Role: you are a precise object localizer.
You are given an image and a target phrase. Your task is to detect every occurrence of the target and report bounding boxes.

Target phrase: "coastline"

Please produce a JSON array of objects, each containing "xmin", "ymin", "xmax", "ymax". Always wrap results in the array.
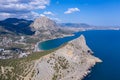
[
  {"xmin": 34, "ymin": 29, "xmax": 120, "ymax": 52},
  {"xmin": 32, "ymin": 34, "xmax": 102, "ymax": 80},
  {"xmin": 81, "ymin": 58, "xmax": 102, "ymax": 80},
  {"xmin": 34, "ymin": 34, "xmax": 74, "ymax": 52}
]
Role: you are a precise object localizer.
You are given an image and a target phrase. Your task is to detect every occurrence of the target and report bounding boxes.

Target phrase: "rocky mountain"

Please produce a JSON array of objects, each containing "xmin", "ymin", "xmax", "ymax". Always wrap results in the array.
[
  {"xmin": 31, "ymin": 16, "xmax": 58, "ymax": 31},
  {"xmin": 0, "ymin": 18, "xmax": 34, "ymax": 35},
  {"xmin": 30, "ymin": 17, "xmax": 72, "ymax": 40}
]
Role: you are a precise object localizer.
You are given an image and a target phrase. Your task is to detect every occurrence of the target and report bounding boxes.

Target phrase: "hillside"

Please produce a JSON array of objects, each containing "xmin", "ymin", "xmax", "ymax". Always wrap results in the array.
[{"xmin": 0, "ymin": 18, "xmax": 34, "ymax": 35}]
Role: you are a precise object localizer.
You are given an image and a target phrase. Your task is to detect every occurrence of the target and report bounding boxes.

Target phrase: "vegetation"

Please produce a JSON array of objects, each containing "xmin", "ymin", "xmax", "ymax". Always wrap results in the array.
[
  {"xmin": 25, "ymin": 37, "xmax": 39, "ymax": 44},
  {"xmin": 0, "ymin": 43, "xmax": 67, "ymax": 80},
  {"xmin": 52, "ymin": 56, "xmax": 69, "ymax": 80}
]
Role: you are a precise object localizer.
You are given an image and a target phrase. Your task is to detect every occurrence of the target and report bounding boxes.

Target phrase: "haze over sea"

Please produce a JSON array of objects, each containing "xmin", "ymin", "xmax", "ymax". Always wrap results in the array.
[{"xmin": 39, "ymin": 30, "xmax": 120, "ymax": 80}]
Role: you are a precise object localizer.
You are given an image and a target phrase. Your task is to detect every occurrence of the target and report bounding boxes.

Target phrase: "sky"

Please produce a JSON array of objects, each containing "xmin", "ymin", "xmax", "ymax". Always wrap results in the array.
[{"xmin": 0, "ymin": 0, "xmax": 120, "ymax": 26}]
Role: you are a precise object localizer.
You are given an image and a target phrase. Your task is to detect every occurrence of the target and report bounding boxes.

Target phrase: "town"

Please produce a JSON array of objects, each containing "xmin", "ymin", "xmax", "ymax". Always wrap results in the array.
[{"xmin": 0, "ymin": 35, "xmax": 39, "ymax": 59}]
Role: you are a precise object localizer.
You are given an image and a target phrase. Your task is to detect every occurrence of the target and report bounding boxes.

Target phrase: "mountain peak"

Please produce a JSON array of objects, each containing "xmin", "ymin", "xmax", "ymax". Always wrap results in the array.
[
  {"xmin": 35, "ymin": 16, "xmax": 50, "ymax": 22},
  {"xmin": 31, "ymin": 16, "xmax": 58, "ymax": 31}
]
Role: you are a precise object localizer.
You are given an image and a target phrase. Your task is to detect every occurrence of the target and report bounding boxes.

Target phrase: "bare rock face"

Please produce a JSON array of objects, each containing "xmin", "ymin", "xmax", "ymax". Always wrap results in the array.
[
  {"xmin": 29, "ymin": 35, "xmax": 102, "ymax": 80},
  {"xmin": 31, "ymin": 16, "xmax": 58, "ymax": 31}
]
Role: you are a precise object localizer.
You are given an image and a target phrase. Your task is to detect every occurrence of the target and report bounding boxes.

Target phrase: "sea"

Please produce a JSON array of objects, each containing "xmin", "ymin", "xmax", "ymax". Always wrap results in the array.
[{"xmin": 38, "ymin": 30, "xmax": 120, "ymax": 80}]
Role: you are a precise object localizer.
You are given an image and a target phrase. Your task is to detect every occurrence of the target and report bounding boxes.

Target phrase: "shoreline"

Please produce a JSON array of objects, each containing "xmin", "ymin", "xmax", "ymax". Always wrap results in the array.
[
  {"xmin": 34, "ymin": 29, "xmax": 120, "ymax": 52},
  {"xmin": 81, "ymin": 60, "xmax": 102, "ymax": 80},
  {"xmin": 34, "ymin": 34, "xmax": 74, "ymax": 52}
]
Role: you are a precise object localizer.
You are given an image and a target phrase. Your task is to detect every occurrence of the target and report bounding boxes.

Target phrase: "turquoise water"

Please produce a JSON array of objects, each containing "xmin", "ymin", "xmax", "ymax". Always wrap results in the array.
[
  {"xmin": 38, "ymin": 32, "xmax": 82, "ymax": 50},
  {"xmin": 39, "ymin": 30, "xmax": 120, "ymax": 80}
]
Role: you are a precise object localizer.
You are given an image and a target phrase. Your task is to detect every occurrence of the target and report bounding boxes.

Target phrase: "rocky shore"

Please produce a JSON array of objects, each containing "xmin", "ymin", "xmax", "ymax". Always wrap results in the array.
[{"xmin": 29, "ymin": 35, "xmax": 102, "ymax": 80}]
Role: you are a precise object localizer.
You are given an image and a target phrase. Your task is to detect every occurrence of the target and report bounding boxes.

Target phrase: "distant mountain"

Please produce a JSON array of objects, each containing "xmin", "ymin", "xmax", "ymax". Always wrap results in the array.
[
  {"xmin": 59, "ymin": 23, "xmax": 91, "ymax": 28},
  {"xmin": 0, "ymin": 18, "xmax": 34, "ymax": 35},
  {"xmin": 0, "ymin": 17, "xmax": 94, "ymax": 36}
]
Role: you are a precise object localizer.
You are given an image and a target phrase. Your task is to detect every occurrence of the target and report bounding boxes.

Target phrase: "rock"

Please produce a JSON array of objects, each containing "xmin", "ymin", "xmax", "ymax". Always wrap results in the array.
[
  {"xmin": 29, "ymin": 35, "xmax": 102, "ymax": 80},
  {"xmin": 30, "ymin": 16, "xmax": 58, "ymax": 32}
]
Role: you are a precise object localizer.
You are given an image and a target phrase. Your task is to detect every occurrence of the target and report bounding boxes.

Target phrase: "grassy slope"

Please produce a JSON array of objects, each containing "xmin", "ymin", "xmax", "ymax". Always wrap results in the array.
[{"xmin": 0, "ymin": 43, "xmax": 67, "ymax": 80}]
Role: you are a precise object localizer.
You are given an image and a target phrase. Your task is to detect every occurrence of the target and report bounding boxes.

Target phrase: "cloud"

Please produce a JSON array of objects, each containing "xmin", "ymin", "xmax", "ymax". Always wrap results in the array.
[
  {"xmin": 64, "ymin": 8, "xmax": 80, "ymax": 14},
  {"xmin": 43, "ymin": 11, "xmax": 54, "ymax": 15},
  {"xmin": 0, "ymin": 11, "xmax": 41, "ymax": 20},
  {"xmin": 0, "ymin": 0, "xmax": 50, "ymax": 20},
  {"xmin": 50, "ymin": 17, "xmax": 61, "ymax": 22},
  {"xmin": 40, "ymin": 14, "xmax": 46, "ymax": 17},
  {"xmin": 0, "ymin": 12, "xmax": 14, "ymax": 20}
]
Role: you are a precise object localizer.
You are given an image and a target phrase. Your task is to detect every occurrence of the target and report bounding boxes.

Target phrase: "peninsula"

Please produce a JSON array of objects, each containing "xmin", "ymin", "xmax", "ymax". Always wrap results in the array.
[{"xmin": 30, "ymin": 35, "xmax": 102, "ymax": 80}]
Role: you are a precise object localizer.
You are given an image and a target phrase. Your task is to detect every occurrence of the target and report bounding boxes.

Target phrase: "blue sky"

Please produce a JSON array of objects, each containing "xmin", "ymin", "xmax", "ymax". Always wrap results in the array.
[{"xmin": 0, "ymin": 0, "xmax": 120, "ymax": 26}]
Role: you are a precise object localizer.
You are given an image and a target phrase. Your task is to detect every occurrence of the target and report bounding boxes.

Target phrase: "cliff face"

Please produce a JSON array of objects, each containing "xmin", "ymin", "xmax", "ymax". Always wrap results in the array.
[
  {"xmin": 26, "ymin": 35, "xmax": 102, "ymax": 80},
  {"xmin": 31, "ymin": 16, "xmax": 58, "ymax": 31}
]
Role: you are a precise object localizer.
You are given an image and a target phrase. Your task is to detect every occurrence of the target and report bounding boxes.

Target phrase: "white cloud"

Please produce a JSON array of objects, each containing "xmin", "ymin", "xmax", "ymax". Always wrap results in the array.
[
  {"xmin": 43, "ymin": 11, "xmax": 54, "ymax": 15},
  {"xmin": 64, "ymin": 8, "xmax": 80, "ymax": 14},
  {"xmin": 20, "ymin": 11, "xmax": 40, "ymax": 19},
  {"xmin": 0, "ymin": 11, "xmax": 41, "ymax": 20},
  {"xmin": 0, "ymin": 0, "xmax": 50, "ymax": 20},
  {"xmin": 0, "ymin": 0, "xmax": 50, "ymax": 12},
  {"xmin": 40, "ymin": 14, "xmax": 46, "ymax": 17},
  {"xmin": 50, "ymin": 17, "xmax": 61, "ymax": 22},
  {"xmin": 0, "ymin": 12, "xmax": 13, "ymax": 20}
]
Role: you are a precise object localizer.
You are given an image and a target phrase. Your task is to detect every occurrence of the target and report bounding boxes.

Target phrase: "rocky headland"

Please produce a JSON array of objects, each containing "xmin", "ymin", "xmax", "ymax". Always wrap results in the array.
[{"xmin": 25, "ymin": 35, "xmax": 102, "ymax": 80}]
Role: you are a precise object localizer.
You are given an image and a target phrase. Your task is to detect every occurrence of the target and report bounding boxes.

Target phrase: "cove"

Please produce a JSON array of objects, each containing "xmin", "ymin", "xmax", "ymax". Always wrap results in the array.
[
  {"xmin": 38, "ymin": 32, "xmax": 83, "ymax": 50},
  {"xmin": 39, "ymin": 30, "xmax": 120, "ymax": 80}
]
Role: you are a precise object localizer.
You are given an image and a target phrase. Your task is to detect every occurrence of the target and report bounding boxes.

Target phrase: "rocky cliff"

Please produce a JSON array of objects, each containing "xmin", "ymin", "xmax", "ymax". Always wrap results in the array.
[
  {"xmin": 31, "ymin": 16, "xmax": 58, "ymax": 31},
  {"xmin": 30, "ymin": 16, "xmax": 58, "ymax": 36},
  {"xmin": 26, "ymin": 35, "xmax": 102, "ymax": 80}
]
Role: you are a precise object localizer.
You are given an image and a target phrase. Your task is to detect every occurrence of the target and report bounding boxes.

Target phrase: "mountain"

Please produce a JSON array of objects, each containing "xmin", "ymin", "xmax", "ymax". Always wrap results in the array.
[
  {"xmin": 31, "ymin": 16, "xmax": 58, "ymax": 31},
  {"xmin": 59, "ymin": 23, "xmax": 91, "ymax": 28},
  {"xmin": 0, "ymin": 18, "xmax": 34, "ymax": 35},
  {"xmin": 30, "ymin": 17, "xmax": 71, "ymax": 40},
  {"xmin": 0, "ymin": 17, "xmax": 91, "ymax": 36}
]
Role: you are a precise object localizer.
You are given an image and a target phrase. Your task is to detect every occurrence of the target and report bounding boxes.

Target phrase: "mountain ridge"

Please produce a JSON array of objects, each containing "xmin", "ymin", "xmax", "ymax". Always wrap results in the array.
[
  {"xmin": 0, "ymin": 17, "xmax": 94, "ymax": 36},
  {"xmin": 0, "ymin": 18, "xmax": 34, "ymax": 35}
]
